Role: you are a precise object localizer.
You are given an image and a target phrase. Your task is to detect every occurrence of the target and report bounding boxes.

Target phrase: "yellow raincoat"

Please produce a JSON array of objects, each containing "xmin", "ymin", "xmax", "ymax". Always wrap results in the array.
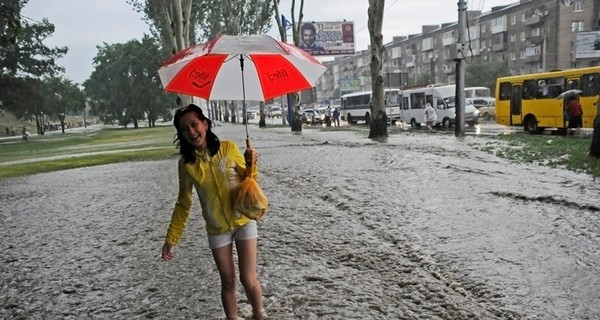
[{"xmin": 165, "ymin": 140, "xmax": 258, "ymax": 246}]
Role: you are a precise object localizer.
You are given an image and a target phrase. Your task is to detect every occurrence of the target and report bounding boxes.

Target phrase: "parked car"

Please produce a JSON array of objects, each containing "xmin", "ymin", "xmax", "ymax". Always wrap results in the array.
[
  {"xmin": 468, "ymin": 98, "xmax": 495, "ymax": 121},
  {"xmin": 267, "ymin": 105, "xmax": 282, "ymax": 118},
  {"xmin": 478, "ymin": 100, "xmax": 496, "ymax": 121},
  {"xmin": 302, "ymin": 109, "xmax": 321, "ymax": 125}
]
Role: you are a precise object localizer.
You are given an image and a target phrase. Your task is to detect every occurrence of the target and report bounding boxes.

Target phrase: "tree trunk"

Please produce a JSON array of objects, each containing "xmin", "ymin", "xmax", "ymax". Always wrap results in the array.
[
  {"xmin": 259, "ymin": 102, "xmax": 266, "ymax": 127},
  {"xmin": 367, "ymin": 0, "xmax": 387, "ymax": 140},
  {"xmin": 273, "ymin": 0, "xmax": 304, "ymax": 132}
]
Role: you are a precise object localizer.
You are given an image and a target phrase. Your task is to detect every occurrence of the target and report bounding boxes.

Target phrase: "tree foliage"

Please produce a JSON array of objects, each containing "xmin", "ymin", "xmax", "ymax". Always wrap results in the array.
[
  {"xmin": 42, "ymin": 77, "xmax": 86, "ymax": 133},
  {"xmin": 0, "ymin": 0, "xmax": 68, "ymax": 124},
  {"xmin": 465, "ymin": 61, "xmax": 511, "ymax": 94},
  {"xmin": 84, "ymin": 36, "xmax": 171, "ymax": 128}
]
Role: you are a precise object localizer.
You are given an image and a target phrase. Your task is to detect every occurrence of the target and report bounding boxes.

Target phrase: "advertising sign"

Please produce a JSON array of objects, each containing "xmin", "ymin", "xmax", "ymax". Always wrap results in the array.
[
  {"xmin": 299, "ymin": 21, "xmax": 355, "ymax": 56},
  {"xmin": 575, "ymin": 31, "xmax": 600, "ymax": 59},
  {"xmin": 339, "ymin": 79, "xmax": 361, "ymax": 92}
]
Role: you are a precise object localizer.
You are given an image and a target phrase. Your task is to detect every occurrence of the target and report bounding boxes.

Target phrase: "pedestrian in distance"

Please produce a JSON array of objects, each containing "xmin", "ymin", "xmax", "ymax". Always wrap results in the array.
[
  {"xmin": 324, "ymin": 105, "xmax": 332, "ymax": 127},
  {"xmin": 424, "ymin": 103, "xmax": 437, "ymax": 131},
  {"xmin": 566, "ymin": 95, "xmax": 583, "ymax": 137},
  {"xmin": 21, "ymin": 126, "xmax": 29, "ymax": 141},
  {"xmin": 161, "ymin": 104, "xmax": 265, "ymax": 320},
  {"xmin": 332, "ymin": 107, "xmax": 340, "ymax": 127}
]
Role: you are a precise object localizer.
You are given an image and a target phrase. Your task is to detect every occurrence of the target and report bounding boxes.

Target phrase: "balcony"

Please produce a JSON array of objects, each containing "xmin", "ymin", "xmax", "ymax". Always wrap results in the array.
[
  {"xmin": 524, "ymin": 54, "xmax": 541, "ymax": 63},
  {"xmin": 524, "ymin": 15, "xmax": 543, "ymax": 26},
  {"xmin": 492, "ymin": 42, "xmax": 506, "ymax": 51}
]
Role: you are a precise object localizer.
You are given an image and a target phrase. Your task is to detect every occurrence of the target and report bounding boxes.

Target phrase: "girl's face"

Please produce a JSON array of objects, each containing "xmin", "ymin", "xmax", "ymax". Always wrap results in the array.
[{"xmin": 179, "ymin": 112, "xmax": 209, "ymax": 150}]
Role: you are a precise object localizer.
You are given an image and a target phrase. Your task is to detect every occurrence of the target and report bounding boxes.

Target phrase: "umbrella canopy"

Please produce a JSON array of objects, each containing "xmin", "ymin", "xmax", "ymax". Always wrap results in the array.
[
  {"xmin": 556, "ymin": 89, "xmax": 583, "ymax": 100},
  {"xmin": 158, "ymin": 34, "xmax": 327, "ymax": 101}
]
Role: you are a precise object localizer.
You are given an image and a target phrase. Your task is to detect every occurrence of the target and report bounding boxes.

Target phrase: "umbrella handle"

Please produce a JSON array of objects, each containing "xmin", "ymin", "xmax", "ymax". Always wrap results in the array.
[{"xmin": 245, "ymin": 138, "xmax": 253, "ymax": 176}]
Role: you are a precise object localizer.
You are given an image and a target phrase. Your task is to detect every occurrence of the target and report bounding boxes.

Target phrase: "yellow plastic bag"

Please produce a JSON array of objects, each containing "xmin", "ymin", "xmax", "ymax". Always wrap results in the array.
[{"xmin": 234, "ymin": 140, "xmax": 269, "ymax": 220}]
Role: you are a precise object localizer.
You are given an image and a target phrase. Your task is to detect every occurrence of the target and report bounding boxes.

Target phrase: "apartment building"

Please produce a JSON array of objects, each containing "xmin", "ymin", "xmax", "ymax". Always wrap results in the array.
[{"xmin": 315, "ymin": 0, "xmax": 600, "ymax": 101}]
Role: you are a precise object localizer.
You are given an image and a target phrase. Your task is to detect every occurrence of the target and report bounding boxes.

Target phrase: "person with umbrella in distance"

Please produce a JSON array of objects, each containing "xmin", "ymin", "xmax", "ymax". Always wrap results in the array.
[
  {"xmin": 566, "ymin": 94, "xmax": 583, "ymax": 136},
  {"xmin": 161, "ymin": 104, "xmax": 265, "ymax": 320}
]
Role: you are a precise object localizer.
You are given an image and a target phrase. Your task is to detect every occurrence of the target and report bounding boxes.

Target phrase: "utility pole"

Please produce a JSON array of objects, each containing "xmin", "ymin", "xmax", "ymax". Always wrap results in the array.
[{"xmin": 455, "ymin": 0, "xmax": 467, "ymax": 137}]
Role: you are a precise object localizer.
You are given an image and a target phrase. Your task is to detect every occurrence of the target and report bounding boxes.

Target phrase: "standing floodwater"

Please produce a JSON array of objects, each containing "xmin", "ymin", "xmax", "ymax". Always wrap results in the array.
[{"xmin": 1, "ymin": 123, "xmax": 599, "ymax": 319}]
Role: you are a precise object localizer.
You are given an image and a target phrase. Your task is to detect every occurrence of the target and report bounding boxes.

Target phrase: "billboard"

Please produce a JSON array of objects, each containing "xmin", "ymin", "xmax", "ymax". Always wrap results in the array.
[
  {"xmin": 339, "ymin": 79, "xmax": 361, "ymax": 92},
  {"xmin": 575, "ymin": 31, "xmax": 600, "ymax": 59},
  {"xmin": 299, "ymin": 21, "xmax": 355, "ymax": 56}
]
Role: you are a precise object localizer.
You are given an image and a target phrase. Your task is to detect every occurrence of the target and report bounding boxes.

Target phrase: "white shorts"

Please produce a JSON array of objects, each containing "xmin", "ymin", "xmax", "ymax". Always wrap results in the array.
[{"xmin": 207, "ymin": 220, "xmax": 258, "ymax": 250}]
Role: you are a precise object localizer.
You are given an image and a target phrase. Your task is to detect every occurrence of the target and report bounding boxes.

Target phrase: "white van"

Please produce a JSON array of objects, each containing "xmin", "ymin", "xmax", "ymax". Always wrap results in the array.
[{"xmin": 399, "ymin": 84, "xmax": 479, "ymax": 128}]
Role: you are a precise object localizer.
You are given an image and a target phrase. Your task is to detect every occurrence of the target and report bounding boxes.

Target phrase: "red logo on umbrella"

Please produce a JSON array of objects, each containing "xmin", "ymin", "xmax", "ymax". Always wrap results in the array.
[
  {"xmin": 266, "ymin": 69, "xmax": 289, "ymax": 82},
  {"xmin": 189, "ymin": 68, "xmax": 211, "ymax": 88}
]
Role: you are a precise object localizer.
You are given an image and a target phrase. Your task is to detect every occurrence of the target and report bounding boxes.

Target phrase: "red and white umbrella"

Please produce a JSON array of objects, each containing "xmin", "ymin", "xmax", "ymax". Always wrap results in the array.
[{"xmin": 158, "ymin": 34, "xmax": 327, "ymax": 102}]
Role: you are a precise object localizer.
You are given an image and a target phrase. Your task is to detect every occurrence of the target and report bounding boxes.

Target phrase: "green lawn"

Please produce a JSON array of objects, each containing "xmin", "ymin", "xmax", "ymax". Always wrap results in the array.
[
  {"xmin": 0, "ymin": 125, "xmax": 179, "ymax": 179},
  {"xmin": 470, "ymin": 134, "xmax": 600, "ymax": 178}
]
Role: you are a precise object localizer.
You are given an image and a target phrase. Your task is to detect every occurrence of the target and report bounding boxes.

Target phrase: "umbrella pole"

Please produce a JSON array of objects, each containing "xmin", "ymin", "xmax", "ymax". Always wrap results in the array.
[{"xmin": 239, "ymin": 55, "xmax": 249, "ymax": 140}]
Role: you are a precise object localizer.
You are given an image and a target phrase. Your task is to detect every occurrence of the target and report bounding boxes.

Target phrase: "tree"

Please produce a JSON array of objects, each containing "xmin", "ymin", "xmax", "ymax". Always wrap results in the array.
[
  {"xmin": 416, "ymin": 72, "xmax": 434, "ymax": 86},
  {"xmin": 273, "ymin": 0, "xmax": 303, "ymax": 131},
  {"xmin": 367, "ymin": 0, "xmax": 386, "ymax": 140},
  {"xmin": 43, "ymin": 77, "xmax": 86, "ymax": 133},
  {"xmin": 0, "ymin": 0, "xmax": 68, "ymax": 131},
  {"xmin": 84, "ymin": 36, "xmax": 171, "ymax": 128},
  {"xmin": 465, "ymin": 61, "xmax": 511, "ymax": 94}
]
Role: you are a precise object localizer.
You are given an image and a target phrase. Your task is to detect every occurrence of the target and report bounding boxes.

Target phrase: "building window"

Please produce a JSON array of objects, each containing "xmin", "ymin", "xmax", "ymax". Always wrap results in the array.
[
  {"xmin": 521, "ymin": 12, "xmax": 526, "ymax": 22},
  {"xmin": 520, "ymin": 31, "xmax": 526, "ymax": 41},
  {"xmin": 520, "ymin": 50, "xmax": 526, "ymax": 59},
  {"xmin": 572, "ymin": 21, "xmax": 584, "ymax": 32},
  {"xmin": 510, "ymin": 52, "xmax": 516, "ymax": 60},
  {"xmin": 481, "ymin": 23, "xmax": 486, "ymax": 33},
  {"xmin": 510, "ymin": 34, "xmax": 516, "ymax": 42},
  {"xmin": 532, "ymin": 28, "xmax": 541, "ymax": 37},
  {"xmin": 511, "ymin": 15, "xmax": 516, "ymax": 25},
  {"xmin": 574, "ymin": 1, "xmax": 583, "ymax": 12}
]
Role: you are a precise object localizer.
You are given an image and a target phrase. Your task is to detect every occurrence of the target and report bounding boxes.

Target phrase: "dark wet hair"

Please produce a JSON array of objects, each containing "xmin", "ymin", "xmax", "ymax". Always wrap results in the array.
[{"xmin": 173, "ymin": 104, "xmax": 220, "ymax": 164}]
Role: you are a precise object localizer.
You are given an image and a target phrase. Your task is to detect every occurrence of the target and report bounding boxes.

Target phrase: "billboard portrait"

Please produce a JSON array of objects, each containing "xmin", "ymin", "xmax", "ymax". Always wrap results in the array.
[
  {"xmin": 575, "ymin": 31, "xmax": 600, "ymax": 59},
  {"xmin": 299, "ymin": 21, "xmax": 355, "ymax": 56}
]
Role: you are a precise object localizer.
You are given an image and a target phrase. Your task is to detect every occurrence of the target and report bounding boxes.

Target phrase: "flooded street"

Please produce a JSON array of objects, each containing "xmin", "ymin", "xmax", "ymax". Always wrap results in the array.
[{"xmin": 1, "ymin": 122, "xmax": 599, "ymax": 319}]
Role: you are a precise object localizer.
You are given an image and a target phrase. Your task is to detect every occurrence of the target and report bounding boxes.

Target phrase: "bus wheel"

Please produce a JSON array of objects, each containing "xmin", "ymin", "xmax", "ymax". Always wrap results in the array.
[
  {"xmin": 365, "ymin": 112, "xmax": 371, "ymax": 125},
  {"xmin": 484, "ymin": 113, "xmax": 491, "ymax": 121},
  {"xmin": 442, "ymin": 118, "xmax": 452, "ymax": 129},
  {"xmin": 410, "ymin": 118, "xmax": 417, "ymax": 127},
  {"xmin": 347, "ymin": 113, "xmax": 355, "ymax": 125},
  {"xmin": 524, "ymin": 116, "xmax": 539, "ymax": 134}
]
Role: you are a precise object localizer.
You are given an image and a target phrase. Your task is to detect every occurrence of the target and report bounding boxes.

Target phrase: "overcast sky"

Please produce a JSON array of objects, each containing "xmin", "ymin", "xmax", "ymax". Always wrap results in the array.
[{"xmin": 21, "ymin": 0, "xmax": 512, "ymax": 84}]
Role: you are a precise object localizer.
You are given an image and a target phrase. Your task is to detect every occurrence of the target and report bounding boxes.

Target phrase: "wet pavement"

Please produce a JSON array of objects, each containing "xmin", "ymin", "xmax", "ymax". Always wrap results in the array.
[{"xmin": 1, "ymin": 122, "xmax": 599, "ymax": 319}]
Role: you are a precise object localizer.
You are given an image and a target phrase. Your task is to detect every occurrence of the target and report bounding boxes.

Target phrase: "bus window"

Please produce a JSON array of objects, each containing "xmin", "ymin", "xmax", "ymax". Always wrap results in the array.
[
  {"xmin": 436, "ymin": 98, "xmax": 446, "ymax": 109},
  {"xmin": 566, "ymin": 79, "xmax": 579, "ymax": 90},
  {"xmin": 402, "ymin": 96, "xmax": 409, "ymax": 110},
  {"xmin": 545, "ymin": 77, "xmax": 564, "ymax": 98},
  {"xmin": 426, "ymin": 95, "xmax": 433, "ymax": 107},
  {"xmin": 499, "ymin": 82, "xmax": 511, "ymax": 100},
  {"xmin": 582, "ymin": 73, "xmax": 600, "ymax": 97},
  {"xmin": 410, "ymin": 92, "xmax": 425, "ymax": 109},
  {"xmin": 537, "ymin": 80, "xmax": 549, "ymax": 98},
  {"xmin": 523, "ymin": 80, "xmax": 536, "ymax": 99}
]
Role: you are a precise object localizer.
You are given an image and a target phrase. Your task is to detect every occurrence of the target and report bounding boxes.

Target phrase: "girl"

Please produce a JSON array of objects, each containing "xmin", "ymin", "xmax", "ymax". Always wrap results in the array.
[{"xmin": 161, "ymin": 104, "xmax": 264, "ymax": 319}]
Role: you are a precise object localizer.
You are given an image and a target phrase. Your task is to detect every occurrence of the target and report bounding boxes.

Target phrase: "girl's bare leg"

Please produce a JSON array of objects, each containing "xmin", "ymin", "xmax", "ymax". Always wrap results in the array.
[
  {"xmin": 212, "ymin": 244, "xmax": 238, "ymax": 320},
  {"xmin": 236, "ymin": 238, "xmax": 263, "ymax": 318}
]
